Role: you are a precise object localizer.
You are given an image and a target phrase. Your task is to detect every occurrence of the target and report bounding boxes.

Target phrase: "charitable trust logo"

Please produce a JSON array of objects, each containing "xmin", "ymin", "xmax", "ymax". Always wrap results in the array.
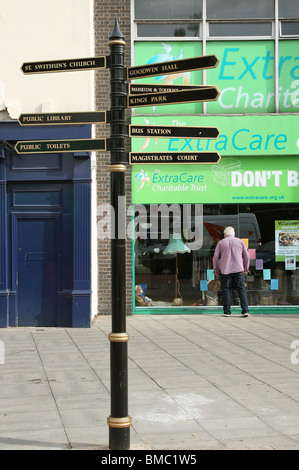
[
  {"xmin": 133, "ymin": 168, "xmax": 209, "ymax": 194},
  {"xmin": 134, "ymin": 169, "xmax": 150, "ymax": 192}
]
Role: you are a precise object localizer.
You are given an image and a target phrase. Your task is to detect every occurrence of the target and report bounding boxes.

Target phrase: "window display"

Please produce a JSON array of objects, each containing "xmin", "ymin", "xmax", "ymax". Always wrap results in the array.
[
  {"xmin": 132, "ymin": 0, "xmax": 299, "ymax": 315},
  {"xmin": 134, "ymin": 203, "xmax": 299, "ymax": 310}
]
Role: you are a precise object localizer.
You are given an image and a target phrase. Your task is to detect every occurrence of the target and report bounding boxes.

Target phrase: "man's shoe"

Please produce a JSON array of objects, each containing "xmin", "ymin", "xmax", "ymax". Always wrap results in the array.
[
  {"xmin": 223, "ymin": 313, "xmax": 231, "ymax": 317},
  {"xmin": 242, "ymin": 312, "xmax": 249, "ymax": 317}
]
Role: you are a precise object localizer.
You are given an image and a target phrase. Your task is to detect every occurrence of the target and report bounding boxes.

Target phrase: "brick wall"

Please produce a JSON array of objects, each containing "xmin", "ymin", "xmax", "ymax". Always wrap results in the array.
[{"xmin": 94, "ymin": 0, "xmax": 132, "ymax": 316}]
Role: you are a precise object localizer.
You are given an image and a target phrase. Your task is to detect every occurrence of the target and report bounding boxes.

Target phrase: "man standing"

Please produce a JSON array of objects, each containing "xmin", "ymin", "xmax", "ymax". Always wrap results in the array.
[{"xmin": 213, "ymin": 226, "xmax": 250, "ymax": 317}]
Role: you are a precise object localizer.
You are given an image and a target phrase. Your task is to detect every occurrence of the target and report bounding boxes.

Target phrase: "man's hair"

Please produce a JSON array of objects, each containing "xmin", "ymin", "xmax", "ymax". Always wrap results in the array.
[{"xmin": 224, "ymin": 226, "xmax": 235, "ymax": 237}]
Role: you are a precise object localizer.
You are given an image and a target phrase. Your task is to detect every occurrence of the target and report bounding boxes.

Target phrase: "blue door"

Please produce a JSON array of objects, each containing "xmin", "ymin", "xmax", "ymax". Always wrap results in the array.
[{"xmin": 17, "ymin": 217, "xmax": 58, "ymax": 326}]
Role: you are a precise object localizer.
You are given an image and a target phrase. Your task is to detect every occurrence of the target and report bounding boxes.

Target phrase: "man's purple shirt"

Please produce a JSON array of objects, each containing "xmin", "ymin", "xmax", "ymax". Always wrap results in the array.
[{"xmin": 213, "ymin": 235, "xmax": 250, "ymax": 275}]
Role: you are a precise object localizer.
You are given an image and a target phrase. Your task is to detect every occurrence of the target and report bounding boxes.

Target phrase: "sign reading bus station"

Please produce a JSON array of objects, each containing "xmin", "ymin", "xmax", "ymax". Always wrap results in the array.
[{"xmin": 130, "ymin": 125, "xmax": 220, "ymax": 139}]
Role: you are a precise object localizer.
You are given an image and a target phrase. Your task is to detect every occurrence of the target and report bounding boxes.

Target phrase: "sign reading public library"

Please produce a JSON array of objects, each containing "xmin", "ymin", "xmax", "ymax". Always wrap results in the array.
[{"xmin": 18, "ymin": 112, "xmax": 107, "ymax": 126}]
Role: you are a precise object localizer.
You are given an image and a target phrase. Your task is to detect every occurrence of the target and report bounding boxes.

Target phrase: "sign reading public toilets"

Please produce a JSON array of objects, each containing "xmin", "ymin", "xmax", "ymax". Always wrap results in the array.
[{"xmin": 15, "ymin": 139, "xmax": 106, "ymax": 154}]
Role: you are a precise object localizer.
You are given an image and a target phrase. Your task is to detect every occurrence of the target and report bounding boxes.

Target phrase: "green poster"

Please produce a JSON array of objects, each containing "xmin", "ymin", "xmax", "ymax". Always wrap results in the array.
[{"xmin": 133, "ymin": 41, "xmax": 203, "ymax": 115}]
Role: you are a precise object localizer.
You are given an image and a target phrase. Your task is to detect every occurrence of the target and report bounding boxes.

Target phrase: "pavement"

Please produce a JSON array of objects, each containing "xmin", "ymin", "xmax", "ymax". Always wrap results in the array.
[{"xmin": 0, "ymin": 313, "xmax": 299, "ymax": 450}]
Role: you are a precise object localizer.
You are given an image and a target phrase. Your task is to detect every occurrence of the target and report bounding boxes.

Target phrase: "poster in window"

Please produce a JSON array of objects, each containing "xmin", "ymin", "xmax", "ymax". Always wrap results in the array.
[{"xmin": 275, "ymin": 220, "xmax": 299, "ymax": 261}]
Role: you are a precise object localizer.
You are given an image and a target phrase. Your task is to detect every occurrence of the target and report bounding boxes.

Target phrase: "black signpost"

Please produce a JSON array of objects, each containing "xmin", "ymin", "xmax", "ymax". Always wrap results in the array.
[
  {"xmin": 107, "ymin": 20, "xmax": 131, "ymax": 452},
  {"xmin": 19, "ymin": 18, "xmax": 221, "ymax": 452}
]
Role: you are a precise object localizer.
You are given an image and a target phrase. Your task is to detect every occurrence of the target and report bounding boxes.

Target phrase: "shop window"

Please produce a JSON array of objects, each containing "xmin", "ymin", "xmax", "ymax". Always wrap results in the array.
[
  {"xmin": 134, "ymin": 203, "xmax": 299, "ymax": 310},
  {"xmin": 135, "ymin": 0, "xmax": 202, "ymax": 20},
  {"xmin": 279, "ymin": 0, "xmax": 299, "ymax": 18},
  {"xmin": 137, "ymin": 23, "xmax": 199, "ymax": 38},
  {"xmin": 281, "ymin": 22, "xmax": 299, "ymax": 36},
  {"xmin": 208, "ymin": 22, "xmax": 273, "ymax": 37},
  {"xmin": 207, "ymin": 0, "xmax": 274, "ymax": 19}
]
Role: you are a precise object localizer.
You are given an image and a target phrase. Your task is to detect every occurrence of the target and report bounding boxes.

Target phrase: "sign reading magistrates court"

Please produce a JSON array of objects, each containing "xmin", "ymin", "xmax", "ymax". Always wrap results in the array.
[{"xmin": 129, "ymin": 152, "xmax": 221, "ymax": 165}]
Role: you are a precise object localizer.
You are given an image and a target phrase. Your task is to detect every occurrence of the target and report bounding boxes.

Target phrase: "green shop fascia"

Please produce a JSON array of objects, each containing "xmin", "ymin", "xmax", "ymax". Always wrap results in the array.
[{"xmin": 131, "ymin": 114, "xmax": 299, "ymax": 315}]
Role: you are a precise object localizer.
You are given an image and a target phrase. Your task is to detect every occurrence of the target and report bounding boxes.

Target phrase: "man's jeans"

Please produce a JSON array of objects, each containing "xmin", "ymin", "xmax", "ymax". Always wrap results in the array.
[{"xmin": 221, "ymin": 272, "xmax": 249, "ymax": 315}]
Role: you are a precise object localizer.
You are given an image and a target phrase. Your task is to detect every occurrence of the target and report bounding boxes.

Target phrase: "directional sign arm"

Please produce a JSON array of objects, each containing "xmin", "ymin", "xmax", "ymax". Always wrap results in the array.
[
  {"xmin": 129, "ymin": 152, "xmax": 221, "ymax": 165},
  {"xmin": 127, "ymin": 54, "xmax": 219, "ymax": 80},
  {"xmin": 128, "ymin": 84, "xmax": 215, "ymax": 94},
  {"xmin": 21, "ymin": 57, "xmax": 107, "ymax": 74},
  {"xmin": 14, "ymin": 139, "xmax": 107, "ymax": 154},
  {"xmin": 128, "ymin": 86, "xmax": 220, "ymax": 108},
  {"xmin": 18, "ymin": 111, "xmax": 107, "ymax": 126},
  {"xmin": 129, "ymin": 125, "xmax": 220, "ymax": 139}
]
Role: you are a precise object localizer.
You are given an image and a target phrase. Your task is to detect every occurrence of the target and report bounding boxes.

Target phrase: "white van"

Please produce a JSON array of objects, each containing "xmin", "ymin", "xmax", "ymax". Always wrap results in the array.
[{"xmin": 202, "ymin": 213, "xmax": 262, "ymax": 251}]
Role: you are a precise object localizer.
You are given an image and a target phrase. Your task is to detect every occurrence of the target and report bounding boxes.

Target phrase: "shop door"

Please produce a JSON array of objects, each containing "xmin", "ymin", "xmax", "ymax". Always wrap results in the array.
[{"xmin": 17, "ymin": 217, "xmax": 58, "ymax": 326}]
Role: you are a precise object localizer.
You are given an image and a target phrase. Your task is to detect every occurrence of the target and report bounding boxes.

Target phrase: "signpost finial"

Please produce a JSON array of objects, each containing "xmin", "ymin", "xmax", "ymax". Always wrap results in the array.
[{"xmin": 109, "ymin": 18, "xmax": 125, "ymax": 43}]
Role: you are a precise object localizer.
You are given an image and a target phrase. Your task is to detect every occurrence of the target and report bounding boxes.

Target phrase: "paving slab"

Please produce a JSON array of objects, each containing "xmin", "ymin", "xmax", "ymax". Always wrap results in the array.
[{"xmin": 0, "ymin": 314, "xmax": 299, "ymax": 450}]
